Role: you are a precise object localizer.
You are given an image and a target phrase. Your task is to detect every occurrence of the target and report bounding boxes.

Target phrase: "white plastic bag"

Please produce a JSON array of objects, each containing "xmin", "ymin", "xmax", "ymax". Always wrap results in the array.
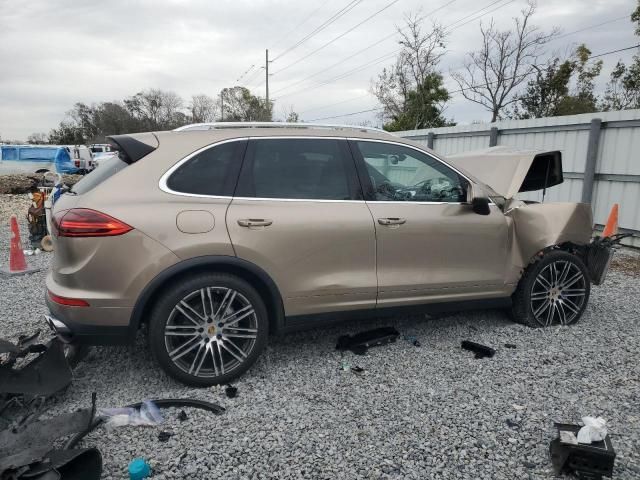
[
  {"xmin": 577, "ymin": 416, "xmax": 607, "ymax": 444},
  {"xmin": 101, "ymin": 400, "xmax": 163, "ymax": 429}
]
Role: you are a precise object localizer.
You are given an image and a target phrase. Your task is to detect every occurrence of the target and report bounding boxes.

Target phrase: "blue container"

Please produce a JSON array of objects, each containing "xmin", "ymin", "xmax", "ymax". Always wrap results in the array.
[{"xmin": 128, "ymin": 458, "xmax": 151, "ymax": 480}]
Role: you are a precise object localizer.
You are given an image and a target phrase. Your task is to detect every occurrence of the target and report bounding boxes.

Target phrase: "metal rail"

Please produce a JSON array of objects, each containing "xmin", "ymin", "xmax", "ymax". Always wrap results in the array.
[{"xmin": 173, "ymin": 122, "xmax": 390, "ymax": 134}]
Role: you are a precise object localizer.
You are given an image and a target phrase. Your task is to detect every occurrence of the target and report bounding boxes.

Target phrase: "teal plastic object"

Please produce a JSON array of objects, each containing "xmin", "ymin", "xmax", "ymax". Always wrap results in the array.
[{"xmin": 128, "ymin": 458, "xmax": 151, "ymax": 480}]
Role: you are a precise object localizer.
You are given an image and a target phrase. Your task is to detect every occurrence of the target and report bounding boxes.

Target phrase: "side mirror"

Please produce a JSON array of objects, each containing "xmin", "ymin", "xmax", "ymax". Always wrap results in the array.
[{"xmin": 467, "ymin": 184, "xmax": 491, "ymax": 216}]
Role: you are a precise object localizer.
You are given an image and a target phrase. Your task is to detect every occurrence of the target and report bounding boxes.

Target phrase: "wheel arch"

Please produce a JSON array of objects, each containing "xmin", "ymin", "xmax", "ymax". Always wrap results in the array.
[{"xmin": 128, "ymin": 255, "xmax": 285, "ymax": 342}]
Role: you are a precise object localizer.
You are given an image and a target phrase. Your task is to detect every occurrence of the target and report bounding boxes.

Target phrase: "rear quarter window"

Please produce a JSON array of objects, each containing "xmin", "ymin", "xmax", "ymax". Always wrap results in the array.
[{"xmin": 165, "ymin": 140, "xmax": 246, "ymax": 196}]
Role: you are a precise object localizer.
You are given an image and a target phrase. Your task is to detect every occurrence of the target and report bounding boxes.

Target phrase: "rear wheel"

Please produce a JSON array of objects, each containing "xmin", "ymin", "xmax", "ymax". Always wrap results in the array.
[
  {"xmin": 148, "ymin": 273, "xmax": 268, "ymax": 386},
  {"xmin": 511, "ymin": 250, "xmax": 590, "ymax": 328}
]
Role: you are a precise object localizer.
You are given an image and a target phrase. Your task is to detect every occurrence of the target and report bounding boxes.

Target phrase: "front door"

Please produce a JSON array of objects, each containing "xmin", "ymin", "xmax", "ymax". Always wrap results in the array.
[
  {"xmin": 350, "ymin": 139, "xmax": 511, "ymax": 308},
  {"xmin": 227, "ymin": 137, "xmax": 377, "ymax": 317}
]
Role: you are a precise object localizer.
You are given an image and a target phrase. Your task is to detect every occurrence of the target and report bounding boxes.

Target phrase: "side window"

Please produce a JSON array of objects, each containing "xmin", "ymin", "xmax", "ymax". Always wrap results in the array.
[
  {"xmin": 166, "ymin": 141, "xmax": 242, "ymax": 196},
  {"xmin": 355, "ymin": 141, "xmax": 467, "ymax": 203},
  {"xmin": 2, "ymin": 147, "xmax": 18, "ymax": 160},
  {"xmin": 237, "ymin": 139, "xmax": 355, "ymax": 200}
]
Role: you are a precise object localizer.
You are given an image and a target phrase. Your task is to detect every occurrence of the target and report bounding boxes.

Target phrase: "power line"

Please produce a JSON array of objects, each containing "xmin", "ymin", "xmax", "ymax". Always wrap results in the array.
[
  {"xmin": 236, "ymin": 64, "xmax": 256, "ymax": 83},
  {"xmin": 444, "ymin": 0, "xmax": 506, "ymax": 30},
  {"xmin": 590, "ymin": 44, "xmax": 640, "ymax": 58},
  {"xmin": 269, "ymin": 1, "xmax": 332, "ymax": 51},
  {"xmin": 270, "ymin": 0, "xmax": 459, "ymax": 96},
  {"xmin": 272, "ymin": 0, "xmax": 403, "ymax": 75},
  {"xmin": 298, "ymin": 93, "xmax": 372, "ymax": 114},
  {"xmin": 272, "ymin": 0, "xmax": 363, "ymax": 62},
  {"xmin": 308, "ymin": 107, "xmax": 382, "ymax": 121},
  {"xmin": 554, "ymin": 15, "xmax": 628, "ymax": 41},
  {"xmin": 307, "ymin": 42, "xmax": 640, "ymax": 122},
  {"xmin": 274, "ymin": 0, "xmax": 515, "ymax": 100}
]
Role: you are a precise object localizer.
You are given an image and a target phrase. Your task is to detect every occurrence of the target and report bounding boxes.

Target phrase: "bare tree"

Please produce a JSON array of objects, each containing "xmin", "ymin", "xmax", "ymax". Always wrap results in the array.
[
  {"xmin": 190, "ymin": 94, "xmax": 218, "ymax": 123},
  {"xmin": 372, "ymin": 13, "xmax": 452, "ymax": 130},
  {"xmin": 27, "ymin": 132, "xmax": 48, "ymax": 144},
  {"xmin": 451, "ymin": 2, "xmax": 558, "ymax": 122},
  {"xmin": 124, "ymin": 89, "xmax": 184, "ymax": 129}
]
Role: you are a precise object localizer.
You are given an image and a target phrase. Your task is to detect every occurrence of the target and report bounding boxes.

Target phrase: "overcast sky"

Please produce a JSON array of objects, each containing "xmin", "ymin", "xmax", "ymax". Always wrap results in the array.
[{"xmin": 0, "ymin": 0, "xmax": 636, "ymax": 140}]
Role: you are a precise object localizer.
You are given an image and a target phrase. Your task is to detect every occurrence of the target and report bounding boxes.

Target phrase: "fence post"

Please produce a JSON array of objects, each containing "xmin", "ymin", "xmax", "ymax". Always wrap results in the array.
[
  {"xmin": 581, "ymin": 118, "xmax": 602, "ymax": 204},
  {"xmin": 427, "ymin": 132, "xmax": 434, "ymax": 149},
  {"xmin": 489, "ymin": 127, "xmax": 499, "ymax": 147}
]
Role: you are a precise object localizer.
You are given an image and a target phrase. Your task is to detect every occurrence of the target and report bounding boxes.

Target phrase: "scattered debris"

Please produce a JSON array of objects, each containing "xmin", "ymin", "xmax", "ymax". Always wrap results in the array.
[
  {"xmin": 506, "ymin": 419, "xmax": 520, "ymax": 429},
  {"xmin": 225, "ymin": 385, "xmax": 238, "ymax": 399},
  {"xmin": 177, "ymin": 410, "xmax": 188, "ymax": 422},
  {"xmin": 157, "ymin": 431, "xmax": 172, "ymax": 443},
  {"xmin": 461, "ymin": 340, "xmax": 496, "ymax": 359},
  {"xmin": 336, "ymin": 327, "xmax": 399, "ymax": 355},
  {"xmin": 513, "ymin": 404, "xmax": 526, "ymax": 411},
  {"xmin": 102, "ymin": 400, "xmax": 164, "ymax": 429},
  {"xmin": 128, "ymin": 457, "xmax": 152, "ymax": 480},
  {"xmin": 504, "ymin": 343, "xmax": 517, "ymax": 349},
  {"xmin": 404, "ymin": 335, "xmax": 421, "ymax": 347},
  {"xmin": 0, "ymin": 394, "xmax": 102, "ymax": 479},
  {"xmin": 0, "ymin": 335, "xmax": 72, "ymax": 398},
  {"xmin": 350, "ymin": 366, "xmax": 366, "ymax": 376},
  {"xmin": 64, "ymin": 399, "xmax": 225, "ymax": 450},
  {"xmin": 550, "ymin": 422, "xmax": 616, "ymax": 479}
]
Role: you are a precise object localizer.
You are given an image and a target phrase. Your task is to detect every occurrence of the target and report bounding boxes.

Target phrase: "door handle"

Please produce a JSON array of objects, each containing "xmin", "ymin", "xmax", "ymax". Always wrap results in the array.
[
  {"xmin": 237, "ymin": 218, "xmax": 273, "ymax": 228},
  {"xmin": 378, "ymin": 217, "xmax": 406, "ymax": 226}
]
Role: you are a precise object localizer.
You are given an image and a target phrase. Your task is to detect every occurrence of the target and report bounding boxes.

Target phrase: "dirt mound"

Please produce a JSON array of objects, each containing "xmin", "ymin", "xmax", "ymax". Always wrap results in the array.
[{"xmin": 0, "ymin": 174, "xmax": 82, "ymax": 194}]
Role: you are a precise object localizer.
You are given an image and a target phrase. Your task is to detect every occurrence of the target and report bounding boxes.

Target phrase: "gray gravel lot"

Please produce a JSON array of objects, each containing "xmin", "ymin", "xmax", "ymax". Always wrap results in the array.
[{"xmin": 1, "ymin": 194, "xmax": 639, "ymax": 479}]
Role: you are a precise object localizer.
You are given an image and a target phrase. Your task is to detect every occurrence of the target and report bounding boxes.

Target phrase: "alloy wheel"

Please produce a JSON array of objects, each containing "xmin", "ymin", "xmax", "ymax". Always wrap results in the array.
[
  {"xmin": 163, "ymin": 287, "xmax": 258, "ymax": 378},
  {"xmin": 530, "ymin": 260, "xmax": 587, "ymax": 326}
]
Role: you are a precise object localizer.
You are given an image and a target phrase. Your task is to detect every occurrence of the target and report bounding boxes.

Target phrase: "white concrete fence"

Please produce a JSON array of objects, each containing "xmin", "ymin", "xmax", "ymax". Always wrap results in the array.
[{"xmin": 397, "ymin": 109, "xmax": 640, "ymax": 247}]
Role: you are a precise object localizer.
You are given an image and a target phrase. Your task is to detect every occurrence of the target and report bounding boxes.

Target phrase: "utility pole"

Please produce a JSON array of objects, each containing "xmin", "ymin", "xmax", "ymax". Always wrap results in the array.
[{"xmin": 265, "ymin": 49, "xmax": 270, "ymax": 104}]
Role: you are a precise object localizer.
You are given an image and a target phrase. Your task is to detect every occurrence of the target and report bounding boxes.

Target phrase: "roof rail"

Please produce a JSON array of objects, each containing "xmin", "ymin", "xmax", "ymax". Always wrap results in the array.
[{"xmin": 173, "ymin": 122, "xmax": 390, "ymax": 135}]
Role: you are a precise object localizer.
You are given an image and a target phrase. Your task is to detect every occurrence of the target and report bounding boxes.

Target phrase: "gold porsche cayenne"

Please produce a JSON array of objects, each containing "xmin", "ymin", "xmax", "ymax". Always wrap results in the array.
[{"xmin": 44, "ymin": 123, "xmax": 614, "ymax": 386}]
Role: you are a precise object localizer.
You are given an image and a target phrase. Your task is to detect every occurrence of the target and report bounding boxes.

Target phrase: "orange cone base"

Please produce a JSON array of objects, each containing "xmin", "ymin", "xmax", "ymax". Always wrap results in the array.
[{"xmin": 0, "ymin": 265, "xmax": 41, "ymax": 276}]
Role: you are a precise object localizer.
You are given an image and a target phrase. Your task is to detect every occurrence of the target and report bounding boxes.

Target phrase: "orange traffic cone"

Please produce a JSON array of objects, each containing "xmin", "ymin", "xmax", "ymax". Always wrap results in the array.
[
  {"xmin": 602, "ymin": 204, "xmax": 619, "ymax": 237},
  {"xmin": 1, "ymin": 214, "xmax": 40, "ymax": 276}
]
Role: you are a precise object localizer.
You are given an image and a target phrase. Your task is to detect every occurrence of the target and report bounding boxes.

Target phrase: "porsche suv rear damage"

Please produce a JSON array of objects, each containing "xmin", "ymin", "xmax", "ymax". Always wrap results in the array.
[{"xmin": 45, "ymin": 123, "xmax": 620, "ymax": 385}]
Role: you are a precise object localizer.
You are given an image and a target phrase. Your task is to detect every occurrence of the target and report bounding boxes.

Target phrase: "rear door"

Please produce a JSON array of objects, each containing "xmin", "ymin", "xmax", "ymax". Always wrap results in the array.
[{"xmin": 226, "ymin": 137, "xmax": 377, "ymax": 317}]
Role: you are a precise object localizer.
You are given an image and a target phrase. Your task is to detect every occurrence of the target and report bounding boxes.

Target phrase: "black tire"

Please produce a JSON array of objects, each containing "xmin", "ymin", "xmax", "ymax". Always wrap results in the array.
[
  {"xmin": 511, "ymin": 250, "xmax": 591, "ymax": 328},
  {"xmin": 148, "ymin": 273, "xmax": 268, "ymax": 387}
]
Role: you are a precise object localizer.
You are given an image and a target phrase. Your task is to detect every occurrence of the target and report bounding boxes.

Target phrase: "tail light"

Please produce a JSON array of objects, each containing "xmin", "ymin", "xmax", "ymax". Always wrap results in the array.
[
  {"xmin": 53, "ymin": 209, "xmax": 132, "ymax": 237},
  {"xmin": 48, "ymin": 291, "xmax": 89, "ymax": 307},
  {"xmin": 74, "ymin": 160, "xmax": 81, "ymax": 167}
]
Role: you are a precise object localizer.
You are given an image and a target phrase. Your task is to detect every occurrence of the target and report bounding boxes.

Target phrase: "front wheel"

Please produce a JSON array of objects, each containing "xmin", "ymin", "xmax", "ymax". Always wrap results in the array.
[
  {"xmin": 148, "ymin": 273, "xmax": 268, "ymax": 387},
  {"xmin": 511, "ymin": 250, "xmax": 591, "ymax": 328}
]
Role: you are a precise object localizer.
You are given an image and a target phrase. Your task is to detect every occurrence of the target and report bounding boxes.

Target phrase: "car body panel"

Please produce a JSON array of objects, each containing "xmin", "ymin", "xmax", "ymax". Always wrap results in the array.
[
  {"xmin": 507, "ymin": 201, "xmax": 593, "ymax": 268},
  {"xmin": 226, "ymin": 198, "xmax": 378, "ymax": 316},
  {"xmin": 365, "ymin": 202, "xmax": 514, "ymax": 307},
  {"xmin": 447, "ymin": 146, "xmax": 563, "ymax": 199}
]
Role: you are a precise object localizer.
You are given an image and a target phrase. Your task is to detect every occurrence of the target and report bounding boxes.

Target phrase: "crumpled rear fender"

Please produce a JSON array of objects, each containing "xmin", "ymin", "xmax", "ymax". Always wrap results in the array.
[{"xmin": 507, "ymin": 202, "xmax": 593, "ymax": 270}]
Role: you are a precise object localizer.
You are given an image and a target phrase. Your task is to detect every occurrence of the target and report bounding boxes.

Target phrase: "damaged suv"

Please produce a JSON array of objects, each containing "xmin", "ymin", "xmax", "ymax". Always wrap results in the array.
[{"xmin": 45, "ymin": 123, "xmax": 617, "ymax": 386}]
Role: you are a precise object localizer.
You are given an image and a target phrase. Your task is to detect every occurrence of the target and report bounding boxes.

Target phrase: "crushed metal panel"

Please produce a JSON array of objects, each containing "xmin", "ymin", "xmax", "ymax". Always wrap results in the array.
[
  {"xmin": 447, "ymin": 146, "xmax": 563, "ymax": 199},
  {"xmin": 507, "ymin": 202, "xmax": 593, "ymax": 267}
]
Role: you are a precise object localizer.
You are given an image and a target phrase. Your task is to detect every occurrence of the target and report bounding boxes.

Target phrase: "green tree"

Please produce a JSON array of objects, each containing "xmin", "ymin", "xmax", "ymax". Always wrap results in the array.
[
  {"xmin": 601, "ymin": 2, "xmax": 640, "ymax": 111},
  {"xmin": 512, "ymin": 45, "xmax": 602, "ymax": 118},
  {"xmin": 219, "ymin": 87, "xmax": 272, "ymax": 121},
  {"xmin": 373, "ymin": 14, "xmax": 453, "ymax": 131}
]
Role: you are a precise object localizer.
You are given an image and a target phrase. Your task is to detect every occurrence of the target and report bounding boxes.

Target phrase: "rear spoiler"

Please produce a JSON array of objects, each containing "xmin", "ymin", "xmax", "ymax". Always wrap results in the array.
[{"xmin": 107, "ymin": 133, "xmax": 159, "ymax": 164}]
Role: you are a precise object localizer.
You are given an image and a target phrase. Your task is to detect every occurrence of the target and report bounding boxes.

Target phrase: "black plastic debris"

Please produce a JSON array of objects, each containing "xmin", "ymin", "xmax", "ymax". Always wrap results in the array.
[
  {"xmin": 336, "ymin": 327, "xmax": 400, "ymax": 355},
  {"xmin": 461, "ymin": 340, "xmax": 495, "ymax": 359},
  {"xmin": 225, "ymin": 386, "xmax": 238, "ymax": 399},
  {"xmin": 351, "ymin": 366, "xmax": 365, "ymax": 375},
  {"xmin": 0, "ymin": 336, "xmax": 72, "ymax": 397},
  {"xmin": 549, "ymin": 423, "xmax": 616, "ymax": 479},
  {"xmin": 404, "ymin": 335, "xmax": 421, "ymax": 347},
  {"xmin": 158, "ymin": 431, "xmax": 172, "ymax": 442},
  {"xmin": 177, "ymin": 410, "xmax": 188, "ymax": 422},
  {"xmin": 0, "ymin": 395, "xmax": 102, "ymax": 479},
  {"xmin": 504, "ymin": 343, "xmax": 517, "ymax": 349}
]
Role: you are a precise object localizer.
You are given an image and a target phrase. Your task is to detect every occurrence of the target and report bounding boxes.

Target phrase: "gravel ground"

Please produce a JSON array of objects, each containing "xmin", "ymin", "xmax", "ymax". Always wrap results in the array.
[{"xmin": 1, "ymin": 194, "xmax": 639, "ymax": 479}]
